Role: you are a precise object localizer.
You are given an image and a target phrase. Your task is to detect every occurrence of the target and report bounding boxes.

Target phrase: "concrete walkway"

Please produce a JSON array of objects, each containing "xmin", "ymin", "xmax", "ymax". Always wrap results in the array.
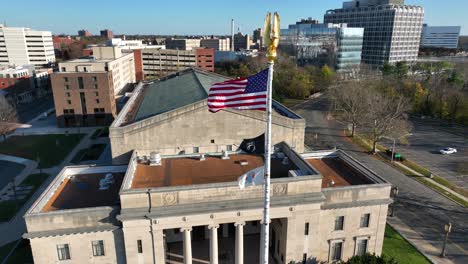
[
  {"xmin": 0, "ymin": 129, "xmax": 97, "ymax": 246},
  {"xmin": 0, "ymin": 155, "xmax": 37, "ymax": 201}
]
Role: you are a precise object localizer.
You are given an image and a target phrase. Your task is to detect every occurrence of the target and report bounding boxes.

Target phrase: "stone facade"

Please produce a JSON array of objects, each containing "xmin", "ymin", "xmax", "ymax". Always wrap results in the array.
[{"xmin": 109, "ymin": 99, "xmax": 305, "ymax": 164}]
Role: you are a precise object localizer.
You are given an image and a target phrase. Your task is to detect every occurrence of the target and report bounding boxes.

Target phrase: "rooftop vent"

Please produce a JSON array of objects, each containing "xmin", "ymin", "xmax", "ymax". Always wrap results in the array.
[
  {"xmin": 199, "ymin": 153, "xmax": 206, "ymax": 161},
  {"xmin": 221, "ymin": 150, "xmax": 230, "ymax": 160},
  {"xmin": 149, "ymin": 152, "xmax": 162, "ymax": 166}
]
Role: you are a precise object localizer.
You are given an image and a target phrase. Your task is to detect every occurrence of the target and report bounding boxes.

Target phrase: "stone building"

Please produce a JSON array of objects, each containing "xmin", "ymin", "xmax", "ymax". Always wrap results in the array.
[
  {"xmin": 109, "ymin": 68, "xmax": 304, "ymax": 163},
  {"xmin": 24, "ymin": 145, "xmax": 391, "ymax": 264}
]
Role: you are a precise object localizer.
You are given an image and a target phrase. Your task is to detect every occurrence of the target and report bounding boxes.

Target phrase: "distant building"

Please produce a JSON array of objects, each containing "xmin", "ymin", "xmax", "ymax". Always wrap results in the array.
[
  {"xmin": 281, "ymin": 21, "xmax": 364, "ymax": 71},
  {"xmin": 52, "ymin": 36, "xmax": 76, "ymax": 50},
  {"xmin": 108, "ymin": 38, "xmax": 165, "ymax": 50},
  {"xmin": 324, "ymin": 0, "xmax": 424, "ymax": 66},
  {"xmin": 0, "ymin": 65, "xmax": 52, "ymax": 104},
  {"xmin": 420, "ymin": 25, "xmax": 461, "ymax": 49},
  {"xmin": 78, "ymin": 29, "xmax": 92, "ymax": 37},
  {"xmin": 0, "ymin": 24, "xmax": 55, "ymax": 66},
  {"xmin": 100, "ymin": 29, "xmax": 113, "ymax": 40},
  {"xmin": 134, "ymin": 48, "xmax": 214, "ymax": 79},
  {"xmin": 459, "ymin": 36, "xmax": 468, "ymax": 51},
  {"xmin": 253, "ymin": 28, "xmax": 263, "ymax": 48},
  {"xmin": 51, "ymin": 46, "xmax": 135, "ymax": 127},
  {"xmin": 165, "ymin": 38, "xmax": 201, "ymax": 50},
  {"xmin": 200, "ymin": 38, "xmax": 230, "ymax": 51},
  {"xmin": 233, "ymin": 32, "xmax": 250, "ymax": 51}
]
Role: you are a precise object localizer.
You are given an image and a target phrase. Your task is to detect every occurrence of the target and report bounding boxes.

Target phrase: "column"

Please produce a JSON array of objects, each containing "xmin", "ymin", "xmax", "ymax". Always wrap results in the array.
[
  {"xmin": 234, "ymin": 222, "xmax": 245, "ymax": 264},
  {"xmin": 154, "ymin": 229, "xmax": 166, "ymax": 264},
  {"xmin": 209, "ymin": 225, "xmax": 219, "ymax": 264},
  {"xmin": 181, "ymin": 227, "xmax": 192, "ymax": 264}
]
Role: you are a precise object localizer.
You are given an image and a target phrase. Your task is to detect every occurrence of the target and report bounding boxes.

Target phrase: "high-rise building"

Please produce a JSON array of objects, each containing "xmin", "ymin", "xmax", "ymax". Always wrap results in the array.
[
  {"xmin": 200, "ymin": 38, "xmax": 230, "ymax": 51},
  {"xmin": 78, "ymin": 29, "xmax": 91, "ymax": 37},
  {"xmin": 420, "ymin": 25, "xmax": 461, "ymax": 49},
  {"xmin": 0, "ymin": 24, "xmax": 55, "ymax": 66},
  {"xmin": 281, "ymin": 21, "xmax": 364, "ymax": 71},
  {"xmin": 134, "ymin": 48, "xmax": 214, "ymax": 79},
  {"xmin": 253, "ymin": 28, "xmax": 263, "ymax": 48},
  {"xmin": 100, "ymin": 29, "xmax": 113, "ymax": 40},
  {"xmin": 51, "ymin": 46, "xmax": 135, "ymax": 127},
  {"xmin": 324, "ymin": 0, "xmax": 424, "ymax": 66}
]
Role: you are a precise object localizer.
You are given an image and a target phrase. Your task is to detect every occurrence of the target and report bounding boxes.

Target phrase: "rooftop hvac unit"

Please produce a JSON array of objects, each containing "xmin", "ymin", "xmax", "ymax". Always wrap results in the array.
[
  {"xmin": 149, "ymin": 152, "xmax": 162, "ymax": 166},
  {"xmin": 199, "ymin": 153, "xmax": 206, "ymax": 161}
]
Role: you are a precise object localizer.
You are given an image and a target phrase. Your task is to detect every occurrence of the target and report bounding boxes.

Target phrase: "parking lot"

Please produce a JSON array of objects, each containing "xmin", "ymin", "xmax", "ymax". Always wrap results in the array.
[{"xmin": 383, "ymin": 117, "xmax": 468, "ymax": 191}]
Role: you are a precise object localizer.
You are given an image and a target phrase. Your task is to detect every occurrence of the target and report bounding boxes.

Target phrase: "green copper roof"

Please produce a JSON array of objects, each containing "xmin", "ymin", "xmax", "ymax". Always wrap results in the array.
[{"xmin": 134, "ymin": 69, "xmax": 228, "ymax": 122}]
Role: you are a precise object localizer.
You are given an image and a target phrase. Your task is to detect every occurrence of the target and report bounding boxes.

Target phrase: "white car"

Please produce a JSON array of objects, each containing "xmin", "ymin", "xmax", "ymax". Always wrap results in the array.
[{"xmin": 440, "ymin": 148, "xmax": 457, "ymax": 155}]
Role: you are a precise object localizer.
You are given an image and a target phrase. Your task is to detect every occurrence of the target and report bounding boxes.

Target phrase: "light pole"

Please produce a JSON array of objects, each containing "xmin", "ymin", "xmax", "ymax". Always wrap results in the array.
[
  {"xmin": 383, "ymin": 133, "xmax": 412, "ymax": 163},
  {"xmin": 390, "ymin": 186, "xmax": 399, "ymax": 217},
  {"xmin": 441, "ymin": 223, "xmax": 451, "ymax": 257}
]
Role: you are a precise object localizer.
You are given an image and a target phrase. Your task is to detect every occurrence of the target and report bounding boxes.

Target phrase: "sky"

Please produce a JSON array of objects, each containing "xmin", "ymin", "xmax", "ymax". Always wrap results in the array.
[{"xmin": 2, "ymin": 0, "xmax": 467, "ymax": 36}]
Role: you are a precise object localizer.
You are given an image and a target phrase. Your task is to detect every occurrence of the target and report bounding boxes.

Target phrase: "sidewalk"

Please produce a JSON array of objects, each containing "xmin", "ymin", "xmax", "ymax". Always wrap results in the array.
[{"xmin": 0, "ymin": 155, "xmax": 37, "ymax": 200}]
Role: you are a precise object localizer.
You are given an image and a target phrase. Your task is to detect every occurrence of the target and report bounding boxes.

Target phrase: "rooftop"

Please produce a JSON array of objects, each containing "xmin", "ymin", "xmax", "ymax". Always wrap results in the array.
[
  {"xmin": 306, "ymin": 157, "xmax": 373, "ymax": 188},
  {"xmin": 131, "ymin": 154, "xmax": 298, "ymax": 189},
  {"xmin": 42, "ymin": 172, "xmax": 124, "ymax": 212}
]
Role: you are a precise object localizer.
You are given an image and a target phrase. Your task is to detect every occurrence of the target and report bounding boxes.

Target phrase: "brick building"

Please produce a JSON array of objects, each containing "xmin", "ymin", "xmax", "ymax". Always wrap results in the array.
[{"xmin": 51, "ymin": 46, "xmax": 135, "ymax": 127}]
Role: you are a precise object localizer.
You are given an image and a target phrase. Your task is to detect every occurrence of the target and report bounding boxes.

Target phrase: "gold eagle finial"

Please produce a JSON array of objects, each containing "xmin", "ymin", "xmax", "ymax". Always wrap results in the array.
[{"xmin": 263, "ymin": 12, "xmax": 280, "ymax": 63}]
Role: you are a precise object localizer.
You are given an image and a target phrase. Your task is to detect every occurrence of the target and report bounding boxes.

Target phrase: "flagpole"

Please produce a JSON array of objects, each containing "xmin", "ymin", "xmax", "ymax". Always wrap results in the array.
[{"xmin": 261, "ymin": 60, "xmax": 274, "ymax": 264}]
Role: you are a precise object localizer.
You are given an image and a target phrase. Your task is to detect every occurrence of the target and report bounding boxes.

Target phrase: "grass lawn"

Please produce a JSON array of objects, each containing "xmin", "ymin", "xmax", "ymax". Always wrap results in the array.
[
  {"xmin": 0, "ymin": 173, "xmax": 49, "ymax": 222},
  {"xmin": 383, "ymin": 225, "xmax": 430, "ymax": 264},
  {"xmin": 71, "ymin": 144, "xmax": 106, "ymax": 164},
  {"xmin": 0, "ymin": 239, "xmax": 33, "ymax": 264},
  {"xmin": 0, "ymin": 134, "xmax": 85, "ymax": 168}
]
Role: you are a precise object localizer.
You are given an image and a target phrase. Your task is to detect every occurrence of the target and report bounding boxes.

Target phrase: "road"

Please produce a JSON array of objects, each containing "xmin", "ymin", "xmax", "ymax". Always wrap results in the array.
[
  {"xmin": 381, "ymin": 117, "xmax": 468, "ymax": 191},
  {"xmin": 292, "ymin": 97, "xmax": 468, "ymax": 264}
]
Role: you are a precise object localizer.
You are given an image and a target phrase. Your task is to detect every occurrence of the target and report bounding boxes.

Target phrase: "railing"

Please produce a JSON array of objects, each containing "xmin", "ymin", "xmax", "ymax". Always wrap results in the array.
[{"xmin": 166, "ymin": 252, "xmax": 210, "ymax": 264}]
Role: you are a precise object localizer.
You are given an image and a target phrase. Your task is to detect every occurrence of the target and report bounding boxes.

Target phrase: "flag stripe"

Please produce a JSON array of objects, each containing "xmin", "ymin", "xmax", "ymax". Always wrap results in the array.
[{"xmin": 207, "ymin": 92, "xmax": 267, "ymax": 101}]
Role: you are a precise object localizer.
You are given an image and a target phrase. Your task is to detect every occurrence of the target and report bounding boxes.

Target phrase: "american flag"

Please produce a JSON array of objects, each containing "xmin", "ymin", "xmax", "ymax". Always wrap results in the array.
[{"xmin": 207, "ymin": 69, "xmax": 268, "ymax": 112}]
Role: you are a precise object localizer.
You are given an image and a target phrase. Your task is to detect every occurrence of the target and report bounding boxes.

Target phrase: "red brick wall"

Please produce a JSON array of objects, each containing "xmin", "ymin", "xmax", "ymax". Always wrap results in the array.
[
  {"xmin": 195, "ymin": 48, "xmax": 215, "ymax": 72},
  {"xmin": 133, "ymin": 49, "xmax": 144, "ymax": 82}
]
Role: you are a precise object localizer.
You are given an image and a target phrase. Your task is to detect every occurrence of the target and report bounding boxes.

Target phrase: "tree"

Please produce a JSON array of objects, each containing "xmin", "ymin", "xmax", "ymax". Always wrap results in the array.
[
  {"xmin": 0, "ymin": 96, "xmax": 18, "ymax": 140},
  {"xmin": 329, "ymin": 80, "xmax": 371, "ymax": 137},
  {"xmin": 362, "ymin": 91, "xmax": 411, "ymax": 153},
  {"xmin": 341, "ymin": 253, "xmax": 398, "ymax": 264}
]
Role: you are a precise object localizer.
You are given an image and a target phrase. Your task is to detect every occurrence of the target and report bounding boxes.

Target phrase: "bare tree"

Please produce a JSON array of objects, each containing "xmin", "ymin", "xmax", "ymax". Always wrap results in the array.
[
  {"xmin": 329, "ymin": 80, "xmax": 372, "ymax": 137},
  {"xmin": 0, "ymin": 96, "xmax": 18, "ymax": 140},
  {"xmin": 362, "ymin": 91, "xmax": 411, "ymax": 153}
]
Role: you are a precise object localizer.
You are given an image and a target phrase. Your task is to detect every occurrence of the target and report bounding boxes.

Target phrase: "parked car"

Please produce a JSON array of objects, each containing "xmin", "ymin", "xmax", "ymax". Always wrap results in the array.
[{"xmin": 439, "ymin": 148, "xmax": 457, "ymax": 155}]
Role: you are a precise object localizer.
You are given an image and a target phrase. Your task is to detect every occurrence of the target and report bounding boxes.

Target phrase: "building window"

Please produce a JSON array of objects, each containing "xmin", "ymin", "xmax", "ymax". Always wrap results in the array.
[
  {"xmin": 211, "ymin": 139, "xmax": 215, "ymax": 143},
  {"xmin": 226, "ymin": 145, "xmax": 232, "ymax": 151},
  {"xmin": 65, "ymin": 85, "xmax": 70, "ymax": 90},
  {"xmin": 92, "ymin": 76, "xmax": 97, "ymax": 82},
  {"xmin": 137, "ymin": 240, "xmax": 143, "ymax": 254},
  {"xmin": 56, "ymin": 244, "xmax": 70, "ymax": 260},
  {"xmin": 96, "ymin": 99, "xmax": 100, "ymax": 104},
  {"xmin": 67, "ymin": 100, "xmax": 71, "ymax": 105},
  {"xmin": 334, "ymin": 216, "xmax": 344, "ymax": 231},
  {"xmin": 78, "ymin": 77, "xmax": 84, "ymax": 89},
  {"xmin": 61, "ymin": 67, "xmax": 66, "ymax": 72},
  {"xmin": 193, "ymin": 146, "xmax": 199, "ymax": 153},
  {"xmin": 304, "ymin": 222, "xmax": 309, "ymax": 236},
  {"xmin": 330, "ymin": 241, "xmax": 343, "ymax": 261},
  {"xmin": 65, "ymin": 92, "xmax": 71, "ymax": 97},
  {"xmin": 64, "ymin": 109, "xmax": 75, "ymax": 115},
  {"xmin": 94, "ymin": 108, "xmax": 105, "ymax": 113},
  {"xmin": 92, "ymin": 240, "xmax": 105, "ymax": 257},
  {"xmin": 302, "ymin": 253, "xmax": 307, "ymax": 264},
  {"xmin": 94, "ymin": 83, "xmax": 98, "ymax": 89},
  {"xmin": 360, "ymin": 214, "xmax": 370, "ymax": 228},
  {"xmin": 94, "ymin": 92, "xmax": 99, "ymax": 96},
  {"xmin": 63, "ymin": 77, "xmax": 68, "ymax": 82},
  {"xmin": 356, "ymin": 239, "xmax": 368, "ymax": 256}
]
